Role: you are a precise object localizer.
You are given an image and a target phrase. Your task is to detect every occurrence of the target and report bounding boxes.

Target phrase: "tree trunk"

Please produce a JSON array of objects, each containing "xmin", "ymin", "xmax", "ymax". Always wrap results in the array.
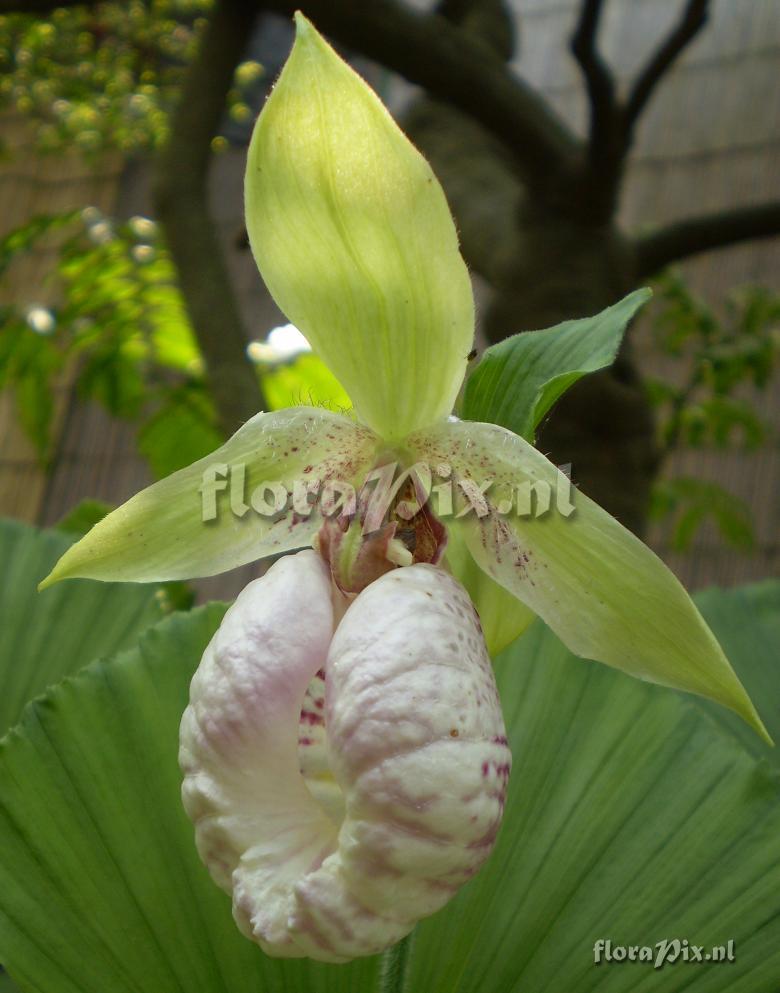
[
  {"xmin": 405, "ymin": 95, "xmax": 659, "ymax": 536},
  {"xmin": 484, "ymin": 208, "xmax": 659, "ymax": 536}
]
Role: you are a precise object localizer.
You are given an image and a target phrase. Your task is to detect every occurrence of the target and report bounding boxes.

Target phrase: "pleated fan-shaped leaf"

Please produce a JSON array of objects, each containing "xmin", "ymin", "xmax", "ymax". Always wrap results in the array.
[
  {"xmin": 0, "ymin": 517, "xmax": 163, "ymax": 736},
  {"xmin": 0, "ymin": 584, "xmax": 778, "ymax": 992},
  {"xmin": 0, "ymin": 604, "xmax": 382, "ymax": 993},
  {"xmin": 690, "ymin": 580, "xmax": 780, "ymax": 765}
]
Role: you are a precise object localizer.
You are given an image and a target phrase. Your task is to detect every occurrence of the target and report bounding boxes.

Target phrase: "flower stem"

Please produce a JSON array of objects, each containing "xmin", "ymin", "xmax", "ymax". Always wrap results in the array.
[{"xmin": 378, "ymin": 931, "xmax": 415, "ymax": 993}]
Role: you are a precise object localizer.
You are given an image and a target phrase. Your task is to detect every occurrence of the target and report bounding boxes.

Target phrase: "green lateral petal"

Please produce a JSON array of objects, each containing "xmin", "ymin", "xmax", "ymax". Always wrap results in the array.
[
  {"xmin": 245, "ymin": 15, "xmax": 474, "ymax": 441},
  {"xmin": 407, "ymin": 419, "xmax": 769, "ymax": 740},
  {"xmin": 445, "ymin": 525, "xmax": 534, "ymax": 657},
  {"xmin": 41, "ymin": 407, "xmax": 379, "ymax": 586}
]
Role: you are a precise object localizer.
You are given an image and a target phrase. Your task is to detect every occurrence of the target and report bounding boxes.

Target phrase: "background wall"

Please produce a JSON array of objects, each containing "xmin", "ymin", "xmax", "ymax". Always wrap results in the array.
[{"xmin": 513, "ymin": 0, "xmax": 779, "ymax": 585}]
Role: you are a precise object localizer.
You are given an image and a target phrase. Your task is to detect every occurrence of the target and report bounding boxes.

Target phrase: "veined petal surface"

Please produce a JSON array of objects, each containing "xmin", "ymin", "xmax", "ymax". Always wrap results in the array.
[
  {"xmin": 245, "ymin": 15, "xmax": 474, "ymax": 440},
  {"xmin": 41, "ymin": 407, "xmax": 379, "ymax": 586},
  {"xmin": 180, "ymin": 552, "xmax": 509, "ymax": 962},
  {"xmin": 406, "ymin": 419, "xmax": 768, "ymax": 739}
]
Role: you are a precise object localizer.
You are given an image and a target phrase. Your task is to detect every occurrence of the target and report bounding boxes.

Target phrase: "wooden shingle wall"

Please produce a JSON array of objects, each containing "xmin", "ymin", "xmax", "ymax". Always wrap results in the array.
[
  {"xmin": 0, "ymin": 131, "xmax": 280, "ymax": 601},
  {"xmin": 0, "ymin": 112, "xmax": 125, "ymax": 522},
  {"xmin": 509, "ymin": 0, "xmax": 779, "ymax": 587}
]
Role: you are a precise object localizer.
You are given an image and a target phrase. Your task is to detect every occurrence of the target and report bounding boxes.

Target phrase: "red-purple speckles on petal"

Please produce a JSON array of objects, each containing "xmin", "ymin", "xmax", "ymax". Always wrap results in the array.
[{"xmin": 181, "ymin": 553, "xmax": 510, "ymax": 964}]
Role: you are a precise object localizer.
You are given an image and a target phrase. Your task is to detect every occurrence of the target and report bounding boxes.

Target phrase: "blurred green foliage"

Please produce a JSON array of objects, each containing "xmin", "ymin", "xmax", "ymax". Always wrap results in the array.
[
  {"xmin": 0, "ymin": 209, "xmax": 352, "ymax": 480},
  {"xmin": 647, "ymin": 271, "xmax": 780, "ymax": 551},
  {"xmin": 54, "ymin": 496, "xmax": 114, "ymax": 536},
  {"xmin": 0, "ymin": 207, "xmax": 222, "ymax": 471},
  {"xmin": 650, "ymin": 477, "xmax": 755, "ymax": 553},
  {"xmin": 262, "ymin": 352, "xmax": 351, "ymax": 413},
  {"xmin": 0, "ymin": 1, "xmax": 261, "ymax": 154},
  {"xmin": 0, "ymin": 1, "xmax": 352, "ymax": 486}
]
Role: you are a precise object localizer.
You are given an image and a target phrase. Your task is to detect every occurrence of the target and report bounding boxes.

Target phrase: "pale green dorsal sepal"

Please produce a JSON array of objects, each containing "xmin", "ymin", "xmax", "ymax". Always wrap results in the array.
[{"xmin": 245, "ymin": 14, "xmax": 474, "ymax": 441}]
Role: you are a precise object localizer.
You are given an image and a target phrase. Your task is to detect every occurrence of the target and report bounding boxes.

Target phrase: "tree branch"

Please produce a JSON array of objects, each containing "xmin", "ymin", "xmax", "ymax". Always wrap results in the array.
[
  {"xmin": 624, "ymin": 0, "xmax": 709, "ymax": 135},
  {"xmin": 266, "ymin": 0, "xmax": 581, "ymax": 192},
  {"xmin": 635, "ymin": 201, "xmax": 780, "ymax": 278},
  {"xmin": 570, "ymin": 0, "xmax": 711, "ymax": 221},
  {"xmin": 154, "ymin": 0, "xmax": 264, "ymax": 437},
  {"xmin": 570, "ymin": 0, "xmax": 616, "ymax": 165},
  {"xmin": 2, "ymin": 0, "xmax": 583, "ymax": 194},
  {"xmin": 435, "ymin": 0, "xmax": 516, "ymax": 62}
]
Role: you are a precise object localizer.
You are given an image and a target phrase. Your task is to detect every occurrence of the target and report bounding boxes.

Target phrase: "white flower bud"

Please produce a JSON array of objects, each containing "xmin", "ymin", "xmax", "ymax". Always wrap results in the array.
[{"xmin": 180, "ymin": 550, "xmax": 510, "ymax": 962}]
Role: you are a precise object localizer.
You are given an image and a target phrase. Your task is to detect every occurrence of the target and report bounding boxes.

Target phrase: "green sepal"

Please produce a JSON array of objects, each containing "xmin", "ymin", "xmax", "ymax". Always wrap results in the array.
[{"xmin": 245, "ymin": 15, "xmax": 474, "ymax": 441}]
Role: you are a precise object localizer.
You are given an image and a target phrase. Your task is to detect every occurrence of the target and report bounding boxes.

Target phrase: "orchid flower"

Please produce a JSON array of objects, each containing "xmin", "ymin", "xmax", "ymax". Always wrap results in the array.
[
  {"xmin": 41, "ymin": 12, "xmax": 766, "ymax": 964},
  {"xmin": 179, "ymin": 550, "xmax": 509, "ymax": 962}
]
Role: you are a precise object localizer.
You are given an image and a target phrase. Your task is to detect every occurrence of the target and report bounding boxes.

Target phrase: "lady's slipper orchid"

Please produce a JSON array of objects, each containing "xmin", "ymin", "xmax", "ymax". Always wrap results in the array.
[
  {"xmin": 41, "ymin": 10, "xmax": 768, "ymax": 964},
  {"xmin": 180, "ymin": 550, "xmax": 509, "ymax": 961}
]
